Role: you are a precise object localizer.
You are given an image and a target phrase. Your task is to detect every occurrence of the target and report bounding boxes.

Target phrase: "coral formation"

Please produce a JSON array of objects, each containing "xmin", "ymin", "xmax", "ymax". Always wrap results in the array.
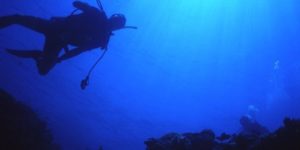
[{"xmin": 145, "ymin": 118, "xmax": 300, "ymax": 150}]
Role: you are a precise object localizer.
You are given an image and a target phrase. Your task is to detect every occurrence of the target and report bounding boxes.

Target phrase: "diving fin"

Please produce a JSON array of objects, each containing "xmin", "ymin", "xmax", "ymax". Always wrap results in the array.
[{"xmin": 6, "ymin": 49, "xmax": 42, "ymax": 59}]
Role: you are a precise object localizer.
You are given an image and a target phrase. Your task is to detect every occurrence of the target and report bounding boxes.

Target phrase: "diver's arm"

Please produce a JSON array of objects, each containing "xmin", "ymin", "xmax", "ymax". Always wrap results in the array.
[
  {"xmin": 64, "ymin": 46, "xmax": 70, "ymax": 53},
  {"xmin": 73, "ymin": 1, "xmax": 101, "ymax": 12},
  {"xmin": 58, "ymin": 47, "xmax": 93, "ymax": 61}
]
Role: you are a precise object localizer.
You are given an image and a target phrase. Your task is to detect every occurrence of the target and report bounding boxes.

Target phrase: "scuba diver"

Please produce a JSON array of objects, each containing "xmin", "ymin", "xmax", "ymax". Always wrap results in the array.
[
  {"xmin": 0, "ymin": 0, "xmax": 133, "ymax": 76},
  {"xmin": 239, "ymin": 115, "xmax": 269, "ymax": 137}
]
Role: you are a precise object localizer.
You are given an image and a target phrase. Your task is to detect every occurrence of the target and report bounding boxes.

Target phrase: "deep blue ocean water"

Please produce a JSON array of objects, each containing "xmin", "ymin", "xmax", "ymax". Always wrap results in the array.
[{"xmin": 1, "ymin": 0, "xmax": 300, "ymax": 150}]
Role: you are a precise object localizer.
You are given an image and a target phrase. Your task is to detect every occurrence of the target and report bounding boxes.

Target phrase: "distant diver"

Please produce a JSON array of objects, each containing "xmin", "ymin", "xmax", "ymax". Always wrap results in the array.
[
  {"xmin": 0, "ymin": 0, "xmax": 137, "ymax": 89},
  {"xmin": 239, "ymin": 115, "xmax": 269, "ymax": 137},
  {"xmin": 239, "ymin": 105, "xmax": 269, "ymax": 137}
]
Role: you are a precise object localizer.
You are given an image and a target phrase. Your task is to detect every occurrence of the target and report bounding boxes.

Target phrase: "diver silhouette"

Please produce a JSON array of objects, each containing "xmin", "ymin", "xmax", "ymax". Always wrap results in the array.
[
  {"xmin": 239, "ymin": 115, "xmax": 269, "ymax": 137},
  {"xmin": 0, "ymin": 1, "xmax": 133, "ymax": 75}
]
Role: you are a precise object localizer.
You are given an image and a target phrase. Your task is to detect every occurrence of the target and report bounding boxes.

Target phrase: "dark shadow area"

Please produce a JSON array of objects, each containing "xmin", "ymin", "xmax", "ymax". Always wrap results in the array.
[
  {"xmin": 0, "ymin": 89, "xmax": 60, "ymax": 150},
  {"xmin": 145, "ymin": 117, "xmax": 300, "ymax": 150}
]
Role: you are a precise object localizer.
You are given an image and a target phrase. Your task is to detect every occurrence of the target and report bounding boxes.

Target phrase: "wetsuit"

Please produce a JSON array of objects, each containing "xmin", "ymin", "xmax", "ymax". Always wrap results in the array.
[{"xmin": 0, "ymin": 1, "xmax": 111, "ymax": 75}]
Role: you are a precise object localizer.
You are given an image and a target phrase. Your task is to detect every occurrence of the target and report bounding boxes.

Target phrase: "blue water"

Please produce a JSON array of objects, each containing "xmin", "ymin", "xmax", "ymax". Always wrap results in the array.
[{"xmin": 1, "ymin": 0, "xmax": 300, "ymax": 150}]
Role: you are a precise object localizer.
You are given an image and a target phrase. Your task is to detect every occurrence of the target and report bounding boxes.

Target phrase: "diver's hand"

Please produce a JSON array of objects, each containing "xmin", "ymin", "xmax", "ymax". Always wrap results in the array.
[
  {"xmin": 73, "ymin": 1, "xmax": 87, "ymax": 8},
  {"xmin": 73, "ymin": 1, "xmax": 93, "ymax": 11},
  {"xmin": 56, "ymin": 57, "xmax": 62, "ymax": 63}
]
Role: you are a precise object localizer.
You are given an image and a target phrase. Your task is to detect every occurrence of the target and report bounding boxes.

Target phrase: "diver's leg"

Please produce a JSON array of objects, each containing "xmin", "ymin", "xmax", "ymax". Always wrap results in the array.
[
  {"xmin": 0, "ymin": 14, "xmax": 50, "ymax": 34},
  {"xmin": 36, "ymin": 36, "xmax": 64, "ymax": 75}
]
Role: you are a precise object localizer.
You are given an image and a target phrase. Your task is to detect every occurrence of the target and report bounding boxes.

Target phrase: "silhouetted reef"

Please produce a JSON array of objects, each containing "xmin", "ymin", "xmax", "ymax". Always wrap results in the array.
[
  {"xmin": 1, "ymin": 88, "xmax": 300, "ymax": 150},
  {"xmin": 145, "ymin": 118, "xmax": 300, "ymax": 150},
  {"xmin": 0, "ymin": 89, "xmax": 60, "ymax": 150}
]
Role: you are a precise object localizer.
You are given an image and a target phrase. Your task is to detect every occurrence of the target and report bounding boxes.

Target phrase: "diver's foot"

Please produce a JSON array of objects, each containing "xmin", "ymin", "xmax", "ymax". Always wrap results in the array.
[
  {"xmin": 0, "ymin": 16, "xmax": 10, "ymax": 29},
  {"xmin": 6, "ymin": 49, "xmax": 42, "ymax": 60},
  {"xmin": 0, "ymin": 15, "xmax": 19, "ymax": 29},
  {"xmin": 0, "ymin": 23, "xmax": 6, "ymax": 29}
]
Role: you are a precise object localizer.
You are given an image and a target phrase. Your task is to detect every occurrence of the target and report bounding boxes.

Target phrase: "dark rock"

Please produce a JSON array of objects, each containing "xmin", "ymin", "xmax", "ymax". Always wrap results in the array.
[
  {"xmin": 216, "ymin": 133, "xmax": 231, "ymax": 141},
  {"xmin": 145, "ymin": 133, "xmax": 186, "ymax": 150},
  {"xmin": 183, "ymin": 129, "xmax": 215, "ymax": 150},
  {"xmin": 145, "ymin": 118, "xmax": 300, "ymax": 150},
  {"xmin": 0, "ymin": 89, "xmax": 60, "ymax": 150},
  {"xmin": 145, "ymin": 129, "xmax": 215, "ymax": 150},
  {"xmin": 253, "ymin": 118, "xmax": 300, "ymax": 150}
]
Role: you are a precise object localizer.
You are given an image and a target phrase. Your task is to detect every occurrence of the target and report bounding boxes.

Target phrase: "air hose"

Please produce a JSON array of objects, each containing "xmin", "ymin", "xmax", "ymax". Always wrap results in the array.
[
  {"xmin": 81, "ymin": 49, "xmax": 108, "ymax": 90},
  {"xmin": 80, "ymin": 0, "xmax": 104, "ymax": 90},
  {"xmin": 80, "ymin": 0, "xmax": 137, "ymax": 90}
]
